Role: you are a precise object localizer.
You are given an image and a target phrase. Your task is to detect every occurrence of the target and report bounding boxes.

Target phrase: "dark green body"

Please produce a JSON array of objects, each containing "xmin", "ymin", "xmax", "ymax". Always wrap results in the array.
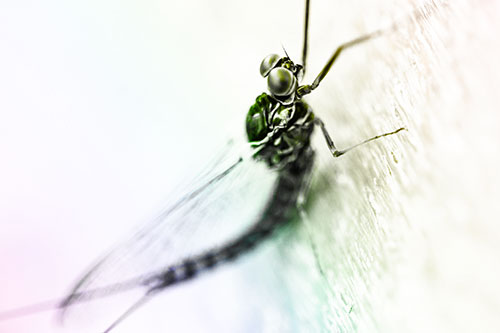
[{"xmin": 246, "ymin": 93, "xmax": 315, "ymax": 167}]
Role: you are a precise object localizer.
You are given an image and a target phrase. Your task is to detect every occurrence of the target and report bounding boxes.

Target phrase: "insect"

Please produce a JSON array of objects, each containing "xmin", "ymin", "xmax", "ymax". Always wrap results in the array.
[{"xmin": 0, "ymin": 0, "xmax": 413, "ymax": 331}]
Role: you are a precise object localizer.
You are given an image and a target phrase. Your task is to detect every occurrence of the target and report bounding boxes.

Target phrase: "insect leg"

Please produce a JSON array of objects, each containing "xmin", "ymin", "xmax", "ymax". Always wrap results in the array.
[
  {"xmin": 314, "ymin": 118, "xmax": 406, "ymax": 157},
  {"xmin": 297, "ymin": 205, "xmax": 331, "ymax": 290},
  {"xmin": 297, "ymin": 0, "xmax": 442, "ymax": 98},
  {"xmin": 297, "ymin": 29, "xmax": 383, "ymax": 98},
  {"xmin": 295, "ymin": 158, "xmax": 330, "ymax": 283},
  {"xmin": 301, "ymin": 0, "xmax": 311, "ymax": 74}
]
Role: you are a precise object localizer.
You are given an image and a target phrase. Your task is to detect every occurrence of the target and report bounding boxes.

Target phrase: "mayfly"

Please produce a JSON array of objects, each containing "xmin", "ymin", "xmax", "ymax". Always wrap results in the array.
[{"xmin": 1, "ymin": 0, "xmax": 417, "ymax": 331}]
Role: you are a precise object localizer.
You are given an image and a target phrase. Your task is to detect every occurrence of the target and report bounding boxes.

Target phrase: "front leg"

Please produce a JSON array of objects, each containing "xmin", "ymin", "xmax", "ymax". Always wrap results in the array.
[{"xmin": 314, "ymin": 118, "xmax": 406, "ymax": 158}]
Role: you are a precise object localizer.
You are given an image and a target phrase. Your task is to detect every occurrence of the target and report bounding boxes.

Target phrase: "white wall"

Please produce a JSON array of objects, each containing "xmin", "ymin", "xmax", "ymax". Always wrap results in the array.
[{"xmin": 0, "ymin": 0, "xmax": 498, "ymax": 332}]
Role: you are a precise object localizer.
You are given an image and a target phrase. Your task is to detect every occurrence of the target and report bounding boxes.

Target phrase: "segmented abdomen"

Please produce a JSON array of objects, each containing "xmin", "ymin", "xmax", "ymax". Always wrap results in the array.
[{"xmin": 148, "ymin": 146, "xmax": 315, "ymax": 292}]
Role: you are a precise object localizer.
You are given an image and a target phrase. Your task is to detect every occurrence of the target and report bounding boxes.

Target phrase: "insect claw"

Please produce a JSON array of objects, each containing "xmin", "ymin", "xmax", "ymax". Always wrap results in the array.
[{"xmin": 332, "ymin": 150, "xmax": 345, "ymax": 157}]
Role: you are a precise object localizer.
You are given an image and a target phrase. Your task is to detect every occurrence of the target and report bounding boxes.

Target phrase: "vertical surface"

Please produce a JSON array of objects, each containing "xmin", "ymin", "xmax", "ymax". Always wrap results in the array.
[
  {"xmin": 293, "ymin": 0, "xmax": 500, "ymax": 332},
  {"xmin": 0, "ymin": 0, "xmax": 499, "ymax": 332}
]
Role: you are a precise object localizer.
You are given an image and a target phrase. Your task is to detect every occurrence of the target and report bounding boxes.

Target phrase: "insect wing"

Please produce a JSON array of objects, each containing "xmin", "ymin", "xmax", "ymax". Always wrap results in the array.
[{"xmin": 58, "ymin": 140, "xmax": 278, "ymax": 328}]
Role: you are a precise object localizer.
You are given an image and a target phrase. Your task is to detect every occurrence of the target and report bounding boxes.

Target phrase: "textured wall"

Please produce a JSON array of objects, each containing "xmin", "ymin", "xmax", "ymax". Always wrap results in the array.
[
  {"xmin": 297, "ymin": 0, "xmax": 500, "ymax": 332},
  {"xmin": 1, "ymin": 0, "xmax": 499, "ymax": 332}
]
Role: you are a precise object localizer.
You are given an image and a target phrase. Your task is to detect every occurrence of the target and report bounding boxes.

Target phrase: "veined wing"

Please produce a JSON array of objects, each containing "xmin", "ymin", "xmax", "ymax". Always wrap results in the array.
[{"xmin": 59, "ymin": 138, "xmax": 279, "ymax": 327}]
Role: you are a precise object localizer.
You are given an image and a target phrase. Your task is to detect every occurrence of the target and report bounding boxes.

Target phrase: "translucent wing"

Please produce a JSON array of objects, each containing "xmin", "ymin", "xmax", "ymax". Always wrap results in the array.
[{"xmin": 59, "ymin": 138, "xmax": 279, "ymax": 328}]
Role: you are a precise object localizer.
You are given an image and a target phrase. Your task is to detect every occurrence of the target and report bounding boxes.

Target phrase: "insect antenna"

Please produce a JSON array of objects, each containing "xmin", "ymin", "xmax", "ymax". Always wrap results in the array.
[{"xmin": 281, "ymin": 44, "xmax": 291, "ymax": 60}]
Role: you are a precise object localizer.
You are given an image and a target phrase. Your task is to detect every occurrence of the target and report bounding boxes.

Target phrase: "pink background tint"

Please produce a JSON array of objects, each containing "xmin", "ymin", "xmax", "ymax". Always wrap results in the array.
[
  {"xmin": 2, "ymin": 0, "xmax": 500, "ymax": 332},
  {"xmin": 0, "ymin": 0, "xmax": 306, "ymax": 331}
]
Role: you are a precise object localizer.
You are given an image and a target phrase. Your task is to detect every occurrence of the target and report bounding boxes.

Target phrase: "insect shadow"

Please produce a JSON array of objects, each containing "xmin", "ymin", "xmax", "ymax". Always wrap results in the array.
[{"xmin": 0, "ymin": 0, "xmax": 440, "ymax": 331}]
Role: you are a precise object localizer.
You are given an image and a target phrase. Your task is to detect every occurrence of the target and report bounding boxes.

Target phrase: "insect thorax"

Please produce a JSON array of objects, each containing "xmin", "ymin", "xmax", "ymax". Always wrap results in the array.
[{"xmin": 246, "ymin": 93, "xmax": 315, "ymax": 167}]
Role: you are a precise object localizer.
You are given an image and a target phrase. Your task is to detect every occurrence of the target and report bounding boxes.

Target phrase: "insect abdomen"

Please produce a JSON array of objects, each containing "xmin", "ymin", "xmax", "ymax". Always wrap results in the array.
[{"xmin": 149, "ymin": 147, "xmax": 314, "ymax": 292}]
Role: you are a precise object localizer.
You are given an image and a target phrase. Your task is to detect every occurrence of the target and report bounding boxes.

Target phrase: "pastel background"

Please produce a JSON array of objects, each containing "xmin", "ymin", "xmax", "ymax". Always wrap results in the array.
[{"xmin": 1, "ymin": 0, "xmax": 499, "ymax": 332}]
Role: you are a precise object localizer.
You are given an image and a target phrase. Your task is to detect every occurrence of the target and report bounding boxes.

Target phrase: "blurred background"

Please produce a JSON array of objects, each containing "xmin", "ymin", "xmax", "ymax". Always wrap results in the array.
[{"xmin": 0, "ymin": 0, "xmax": 499, "ymax": 332}]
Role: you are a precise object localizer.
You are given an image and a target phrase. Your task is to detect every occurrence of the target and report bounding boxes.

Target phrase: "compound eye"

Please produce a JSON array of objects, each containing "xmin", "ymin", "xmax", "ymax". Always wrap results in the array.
[
  {"xmin": 267, "ymin": 67, "xmax": 297, "ymax": 97},
  {"xmin": 260, "ymin": 54, "xmax": 281, "ymax": 77}
]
